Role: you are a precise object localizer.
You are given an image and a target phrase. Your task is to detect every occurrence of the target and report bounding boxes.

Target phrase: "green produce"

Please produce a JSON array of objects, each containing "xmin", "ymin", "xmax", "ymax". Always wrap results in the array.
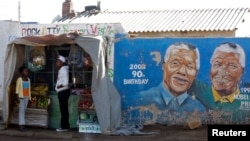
[
  {"xmin": 36, "ymin": 97, "xmax": 49, "ymax": 109},
  {"xmin": 80, "ymin": 112, "xmax": 88, "ymax": 120}
]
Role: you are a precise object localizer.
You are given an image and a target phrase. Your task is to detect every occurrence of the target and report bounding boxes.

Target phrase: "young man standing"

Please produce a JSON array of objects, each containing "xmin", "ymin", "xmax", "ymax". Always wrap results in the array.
[{"xmin": 55, "ymin": 55, "xmax": 70, "ymax": 132}]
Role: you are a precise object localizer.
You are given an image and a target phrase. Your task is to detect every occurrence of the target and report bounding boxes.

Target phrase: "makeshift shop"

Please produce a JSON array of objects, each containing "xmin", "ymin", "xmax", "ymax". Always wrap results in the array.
[{"xmin": 4, "ymin": 33, "xmax": 121, "ymax": 133}]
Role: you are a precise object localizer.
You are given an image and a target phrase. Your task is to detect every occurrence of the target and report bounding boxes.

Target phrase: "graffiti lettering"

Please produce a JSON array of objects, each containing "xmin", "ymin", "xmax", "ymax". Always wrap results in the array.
[
  {"xmin": 90, "ymin": 24, "xmax": 97, "ymax": 34},
  {"xmin": 107, "ymin": 25, "xmax": 114, "ymax": 35},
  {"xmin": 240, "ymin": 101, "xmax": 250, "ymax": 110},
  {"xmin": 62, "ymin": 25, "xmax": 88, "ymax": 34},
  {"xmin": 47, "ymin": 26, "xmax": 60, "ymax": 34},
  {"xmin": 241, "ymin": 87, "xmax": 250, "ymax": 93},
  {"xmin": 235, "ymin": 94, "xmax": 249, "ymax": 100},
  {"xmin": 123, "ymin": 79, "xmax": 149, "ymax": 85},
  {"xmin": 21, "ymin": 24, "xmax": 116, "ymax": 37},
  {"xmin": 132, "ymin": 71, "xmax": 145, "ymax": 78},
  {"xmin": 8, "ymin": 35, "xmax": 17, "ymax": 41},
  {"xmin": 22, "ymin": 26, "xmax": 61, "ymax": 36},
  {"xmin": 129, "ymin": 64, "xmax": 146, "ymax": 70},
  {"xmin": 62, "ymin": 25, "xmax": 70, "ymax": 33},
  {"xmin": 22, "ymin": 28, "xmax": 40, "ymax": 36}
]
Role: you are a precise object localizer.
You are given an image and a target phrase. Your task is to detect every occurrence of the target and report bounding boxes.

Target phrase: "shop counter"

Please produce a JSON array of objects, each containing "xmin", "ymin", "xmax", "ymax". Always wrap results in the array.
[
  {"xmin": 10, "ymin": 92, "xmax": 80, "ymax": 129},
  {"xmin": 48, "ymin": 92, "xmax": 80, "ymax": 129},
  {"xmin": 10, "ymin": 107, "xmax": 48, "ymax": 128}
]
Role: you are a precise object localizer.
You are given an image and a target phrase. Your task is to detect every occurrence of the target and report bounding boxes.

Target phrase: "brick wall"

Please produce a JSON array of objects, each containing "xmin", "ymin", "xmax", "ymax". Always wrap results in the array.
[{"xmin": 62, "ymin": 0, "xmax": 74, "ymax": 17}]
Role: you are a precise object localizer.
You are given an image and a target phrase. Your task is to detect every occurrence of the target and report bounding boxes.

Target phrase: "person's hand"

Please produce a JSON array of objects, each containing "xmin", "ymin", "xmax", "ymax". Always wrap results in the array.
[
  {"xmin": 16, "ymin": 97, "xmax": 23, "ymax": 103},
  {"xmin": 15, "ymin": 94, "xmax": 19, "ymax": 102},
  {"xmin": 57, "ymin": 85, "xmax": 63, "ymax": 89}
]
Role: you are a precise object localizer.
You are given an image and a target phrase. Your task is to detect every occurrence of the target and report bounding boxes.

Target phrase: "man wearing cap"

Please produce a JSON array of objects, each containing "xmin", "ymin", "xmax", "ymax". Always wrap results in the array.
[{"xmin": 55, "ymin": 55, "xmax": 70, "ymax": 132}]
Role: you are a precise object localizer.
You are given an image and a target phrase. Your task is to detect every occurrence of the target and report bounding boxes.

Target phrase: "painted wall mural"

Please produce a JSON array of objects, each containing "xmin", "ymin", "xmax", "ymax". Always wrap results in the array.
[{"xmin": 114, "ymin": 36, "xmax": 250, "ymax": 126}]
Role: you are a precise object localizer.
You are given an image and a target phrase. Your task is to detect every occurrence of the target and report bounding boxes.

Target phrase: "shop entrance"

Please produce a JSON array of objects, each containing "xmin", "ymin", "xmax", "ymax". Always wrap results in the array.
[{"xmin": 5, "ymin": 34, "xmax": 121, "ymax": 133}]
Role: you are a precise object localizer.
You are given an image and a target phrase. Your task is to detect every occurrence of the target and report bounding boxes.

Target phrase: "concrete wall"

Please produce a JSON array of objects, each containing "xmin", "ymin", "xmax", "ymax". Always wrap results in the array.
[{"xmin": 114, "ymin": 36, "xmax": 250, "ymax": 126}]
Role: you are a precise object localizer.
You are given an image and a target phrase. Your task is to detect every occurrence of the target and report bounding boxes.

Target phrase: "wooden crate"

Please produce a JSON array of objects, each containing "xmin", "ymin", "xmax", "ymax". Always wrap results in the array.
[{"xmin": 10, "ymin": 107, "xmax": 48, "ymax": 128}]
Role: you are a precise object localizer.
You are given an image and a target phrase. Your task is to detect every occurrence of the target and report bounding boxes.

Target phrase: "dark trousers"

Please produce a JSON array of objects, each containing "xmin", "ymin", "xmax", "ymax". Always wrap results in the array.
[{"xmin": 58, "ymin": 89, "xmax": 70, "ymax": 129}]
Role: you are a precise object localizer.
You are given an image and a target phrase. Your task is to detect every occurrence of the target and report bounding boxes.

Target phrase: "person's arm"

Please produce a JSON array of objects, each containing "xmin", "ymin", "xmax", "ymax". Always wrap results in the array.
[
  {"xmin": 28, "ymin": 78, "xmax": 31, "ymax": 100},
  {"xmin": 15, "ymin": 78, "xmax": 20, "ymax": 96},
  {"xmin": 15, "ymin": 78, "xmax": 22, "ymax": 100}
]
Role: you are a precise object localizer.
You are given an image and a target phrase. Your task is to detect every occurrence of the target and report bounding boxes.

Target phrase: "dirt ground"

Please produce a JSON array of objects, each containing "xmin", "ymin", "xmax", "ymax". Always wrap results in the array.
[{"xmin": 0, "ymin": 124, "xmax": 208, "ymax": 141}]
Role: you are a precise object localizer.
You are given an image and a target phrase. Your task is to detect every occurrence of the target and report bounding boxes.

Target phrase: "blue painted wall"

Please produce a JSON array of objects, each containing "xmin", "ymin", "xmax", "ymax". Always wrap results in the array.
[{"xmin": 114, "ymin": 35, "xmax": 250, "ymax": 125}]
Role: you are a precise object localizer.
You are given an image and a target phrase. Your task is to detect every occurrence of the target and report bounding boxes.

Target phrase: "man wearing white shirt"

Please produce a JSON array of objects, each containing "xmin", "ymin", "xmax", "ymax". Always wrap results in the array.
[{"xmin": 55, "ymin": 55, "xmax": 70, "ymax": 132}]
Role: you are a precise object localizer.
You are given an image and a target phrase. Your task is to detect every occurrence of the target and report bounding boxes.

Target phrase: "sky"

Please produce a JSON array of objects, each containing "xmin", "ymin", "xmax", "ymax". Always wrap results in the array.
[{"xmin": 0, "ymin": 0, "xmax": 250, "ymax": 23}]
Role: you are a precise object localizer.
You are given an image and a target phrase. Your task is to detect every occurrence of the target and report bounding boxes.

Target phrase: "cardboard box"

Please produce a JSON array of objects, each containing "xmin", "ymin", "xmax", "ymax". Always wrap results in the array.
[{"xmin": 78, "ymin": 123, "xmax": 101, "ymax": 133}]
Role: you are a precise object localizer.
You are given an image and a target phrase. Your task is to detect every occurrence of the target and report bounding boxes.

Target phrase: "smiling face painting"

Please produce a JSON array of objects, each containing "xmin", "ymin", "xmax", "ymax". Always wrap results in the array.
[
  {"xmin": 210, "ymin": 43, "xmax": 245, "ymax": 97},
  {"xmin": 162, "ymin": 43, "xmax": 199, "ymax": 97}
]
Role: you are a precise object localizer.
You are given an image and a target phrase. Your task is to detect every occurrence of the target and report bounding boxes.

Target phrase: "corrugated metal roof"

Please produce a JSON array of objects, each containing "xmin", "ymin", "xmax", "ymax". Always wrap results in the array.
[{"xmin": 56, "ymin": 8, "xmax": 250, "ymax": 33}]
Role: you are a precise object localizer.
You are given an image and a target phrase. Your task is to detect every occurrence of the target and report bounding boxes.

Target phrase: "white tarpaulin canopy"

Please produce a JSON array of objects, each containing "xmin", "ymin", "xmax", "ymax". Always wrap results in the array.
[{"xmin": 3, "ymin": 33, "xmax": 121, "ymax": 132}]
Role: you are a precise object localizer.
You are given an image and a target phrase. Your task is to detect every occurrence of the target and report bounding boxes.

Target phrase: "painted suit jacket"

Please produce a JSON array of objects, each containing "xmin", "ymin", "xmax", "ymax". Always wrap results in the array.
[{"xmin": 122, "ymin": 82, "xmax": 207, "ymax": 125}]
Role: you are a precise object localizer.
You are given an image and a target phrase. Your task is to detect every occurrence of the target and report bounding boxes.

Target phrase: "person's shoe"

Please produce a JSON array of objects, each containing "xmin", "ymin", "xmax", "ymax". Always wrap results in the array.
[
  {"xmin": 56, "ymin": 128, "xmax": 69, "ymax": 132},
  {"xmin": 19, "ymin": 125, "xmax": 26, "ymax": 132}
]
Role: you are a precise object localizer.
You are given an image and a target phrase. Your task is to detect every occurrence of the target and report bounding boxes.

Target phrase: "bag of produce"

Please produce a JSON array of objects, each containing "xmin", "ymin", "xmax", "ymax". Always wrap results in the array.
[{"xmin": 25, "ymin": 46, "xmax": 46, "ymax": 72}]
